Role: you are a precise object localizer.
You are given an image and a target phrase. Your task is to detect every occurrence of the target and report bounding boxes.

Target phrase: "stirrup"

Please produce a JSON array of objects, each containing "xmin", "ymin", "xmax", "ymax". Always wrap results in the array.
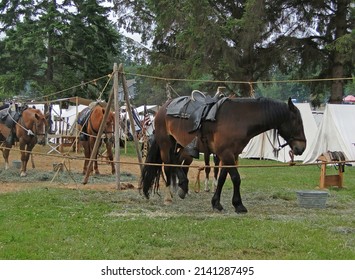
[{"xmin": 184, "ymin": 137, "xmax": 199, "ymax": 159}]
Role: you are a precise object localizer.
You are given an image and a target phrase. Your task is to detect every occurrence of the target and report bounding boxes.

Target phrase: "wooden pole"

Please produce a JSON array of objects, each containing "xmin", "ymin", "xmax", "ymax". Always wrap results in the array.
[
  {"xmin": 82, "ymin": 87, "xmax": 115, "ymax": 185},
  {"xmin": 121, "ymin": 70, "xmax": 143, "ymax": 172},
  {"xmin": 75, "ymin": 96, "xmax": 79, "ymax": 153},
  {"xmin": 114, "ymin": 63, "xmax": 121, "ymax": 189}
]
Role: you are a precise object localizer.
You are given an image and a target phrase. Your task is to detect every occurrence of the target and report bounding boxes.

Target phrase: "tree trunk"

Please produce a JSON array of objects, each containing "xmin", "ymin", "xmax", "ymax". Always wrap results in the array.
[
  {"xmin": 46, "ymin": 45, "xmax": 54, "ymax": 82},
  {"xmin": 329, "ymin": 0, "xmax": 349, "ymax": 104}
]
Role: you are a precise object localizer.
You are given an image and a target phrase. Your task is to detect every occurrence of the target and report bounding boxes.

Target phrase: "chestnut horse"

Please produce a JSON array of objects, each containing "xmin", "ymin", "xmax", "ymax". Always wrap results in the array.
[
  {"xmin": 141, "ymin": 97, "xmax": 306, "ymax": 213},
  {"xmin": 0, "ymin": 107, "xmax": 47, "ymax": 176},
  {"xmin": 79, "ymin": 104, "xmax": 115, "ymax": 175}
]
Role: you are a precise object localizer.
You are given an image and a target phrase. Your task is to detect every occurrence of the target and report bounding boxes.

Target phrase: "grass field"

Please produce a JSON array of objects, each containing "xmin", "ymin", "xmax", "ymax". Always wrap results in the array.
[{"xmin": 0, "ymin": 145, "xmax": 354, "ymax": 260}]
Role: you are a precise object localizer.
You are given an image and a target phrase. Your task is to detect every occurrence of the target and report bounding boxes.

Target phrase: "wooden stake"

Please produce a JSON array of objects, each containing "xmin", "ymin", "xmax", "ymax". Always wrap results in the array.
[{"xmin": 82, "ymin": 87, "xmax": 115, "ymax": 185}]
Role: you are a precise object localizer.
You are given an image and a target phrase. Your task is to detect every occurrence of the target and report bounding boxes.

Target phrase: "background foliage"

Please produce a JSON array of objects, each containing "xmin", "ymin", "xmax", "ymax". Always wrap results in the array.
[{"xmin": 0, "ymin": 0, "xmax": 354, "ymax": 105}]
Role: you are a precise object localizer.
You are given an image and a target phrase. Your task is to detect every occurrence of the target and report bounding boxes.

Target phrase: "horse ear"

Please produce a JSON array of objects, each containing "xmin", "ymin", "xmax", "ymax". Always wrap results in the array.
[
  {"xmin": 35, "ymin": 113, "xmax": 40, "ymax": 120},
  {"xmin": 288, "ymin": 97, "xmax": 296, "ymax": 112}
]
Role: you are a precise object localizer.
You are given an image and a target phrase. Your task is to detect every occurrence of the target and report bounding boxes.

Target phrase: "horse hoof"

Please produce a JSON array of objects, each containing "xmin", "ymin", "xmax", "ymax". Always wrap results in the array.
[
  {"xmin": 20, "ymin": 172, "xmax": 27, "ymax": 177},
  {"xmin": 235, "ymin": 205, "xmax": 248, "ymax": 214},
  {"xmin": 164, "ymin": 199, "xmax": 173, "ymax": 206},
  {"xmin": 212, "ymin": 205, "xmax": 224, "ymax": 212},
  {"xmin": 204, "ymin": 189, "xmax": 210, "ymax": 192},
  {"xmin": 178, "ymin": 188, "xmax": 186, "ymax": 199}
]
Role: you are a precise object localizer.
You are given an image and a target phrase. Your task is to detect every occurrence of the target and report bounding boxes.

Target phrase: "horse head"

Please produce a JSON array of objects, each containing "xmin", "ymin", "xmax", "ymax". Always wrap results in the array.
[
  {"xmin": 33, "ymin": 109, "xmax": 47, "ymax": 145},
  {"xmin": 104, "ymin": 110, "xmax": 115, "ymax": 144},
  {"xmin": 278, "ymin": 98, "xmax": 306, "ymax": 156}
]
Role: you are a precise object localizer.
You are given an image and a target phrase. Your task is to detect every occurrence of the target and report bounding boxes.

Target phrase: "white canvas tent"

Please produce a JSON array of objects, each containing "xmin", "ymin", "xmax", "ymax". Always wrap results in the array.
[
  {"xmin": 240, "ymin": 103, "xmax": 318, "ymax": 162},
  {"xmin": 303, "ymin": 104, "xmax": 355, "ymax": 166}
]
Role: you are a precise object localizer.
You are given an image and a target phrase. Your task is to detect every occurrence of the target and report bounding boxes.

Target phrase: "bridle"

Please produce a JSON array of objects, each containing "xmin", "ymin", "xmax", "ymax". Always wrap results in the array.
[{"xmin": 273, "ymin": 134, "xmax": 307, "ymax": 161}]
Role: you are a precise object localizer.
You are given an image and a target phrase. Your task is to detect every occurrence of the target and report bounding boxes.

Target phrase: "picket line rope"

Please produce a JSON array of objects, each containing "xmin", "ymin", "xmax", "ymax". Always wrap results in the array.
[
  {"xmin": 25, "ymin": 67, "xmax": 353, "ymax": 103},
  {"xmin": 38, "ymin": 73, "xmax": 114, "ymax": 101},
  {"xmin": 119, "ymin": 70, "xmax": 353, "ymax": 85},
  {"xmin": 1, "ymin": 145, "xmax": 354, "ymax": 170}
]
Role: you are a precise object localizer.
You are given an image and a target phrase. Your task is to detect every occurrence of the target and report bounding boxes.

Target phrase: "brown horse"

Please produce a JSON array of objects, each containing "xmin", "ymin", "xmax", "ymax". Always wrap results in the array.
[
  {"xmin": 141, "ymin": 97, "xmax": 306, "ymax": 213},
  {"xmin": 79, "ymin": 104, "xmax": 115, "ymax": 175},
  {"xmin": 0, "ymin": 107, "xmax": 47, "ymax": 176}
]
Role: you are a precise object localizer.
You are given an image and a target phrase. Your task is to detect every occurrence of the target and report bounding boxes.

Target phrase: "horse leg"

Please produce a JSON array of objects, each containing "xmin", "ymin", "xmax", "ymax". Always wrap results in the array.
[
  {"xmin": 211, "ymin": 167, "xmax": 228, "ymax": 211},
  {"xmin": 170, "ymin": 168, "xmax": 179, "ymax": 194},
  {"xmin": 31, "ymin": 153, "xmax": 35, "ymax": 169},
  {"xmin": 2, "ymin": 145, "xmax": 11, "ymax": 170},
  {"xmin": 213, "ymin": 155, "xmax": 220, "ymax": 192},
  {"xmin": 81, "ymin": 141, "xmax": 90, "ymax": 175},
  {"xmin": 89, "ymin": 138, "xmax": 99, "ymax": 175},
  {"xmin": 229, "ymin": 167, "xmax": 247, "ymax": 213},
  {"xmin": 204, "ymin": 153, "xmax": 211, "ymax": 192},
  {"xmin": 20, "ymin": 143, "xmax": 33, "ymax": 177},
  {"xmin": 175, "ymin": 166, "xmax": 189, "ymax": 199},
  {"xmin": 106, "ymin": 141, "xmax": 115, "ymax": 175},
  {"xmin": 163, "ymin": 165, "xmax": 174, "ymax": 205},
  {"xmin": 94, "ymin": 151, "xmax": 100, "ymax": 175}
]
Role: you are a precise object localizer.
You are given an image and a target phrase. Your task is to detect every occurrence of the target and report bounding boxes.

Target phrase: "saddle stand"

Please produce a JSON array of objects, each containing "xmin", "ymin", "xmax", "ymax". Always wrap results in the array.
[{"xmin": 317, "ymin": 151, "xmax": 347, "ymax": 189}]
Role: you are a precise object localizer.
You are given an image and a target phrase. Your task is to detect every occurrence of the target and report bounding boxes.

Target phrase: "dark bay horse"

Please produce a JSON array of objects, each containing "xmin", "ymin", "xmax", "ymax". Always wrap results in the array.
[
  {"xmin": 141, "ymin": 97, "xmax": 306, "ymax": 213},
  {"xmin": 79, "ymin": 104, "xmax": 115, "ymax": 175},
  {"xmin": 0, "ymin": 107, "xmax": 47, "ymax": 176}
]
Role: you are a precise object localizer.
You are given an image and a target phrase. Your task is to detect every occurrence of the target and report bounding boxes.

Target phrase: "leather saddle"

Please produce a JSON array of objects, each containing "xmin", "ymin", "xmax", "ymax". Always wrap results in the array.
[
  {"xmin": 166, "ymin": 90, "xmax": 227, "ymax": 158},
  {"xmin": 0, "ymin": 104, "xmax": 21, "ymax": 129},
  {"xmin": 166, "ymin": 90, "xmax": 227, "ymax": 133}
]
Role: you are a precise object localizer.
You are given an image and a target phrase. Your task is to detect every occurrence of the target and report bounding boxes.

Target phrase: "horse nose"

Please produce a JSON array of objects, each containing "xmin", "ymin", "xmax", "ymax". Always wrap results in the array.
[
  {"xmin": 37, "ymin": 137, "xmax": 46, "ymax": 146},
  {"xmin": 293, "ymin": 142, "xmax": 306, "ymax": 155}
]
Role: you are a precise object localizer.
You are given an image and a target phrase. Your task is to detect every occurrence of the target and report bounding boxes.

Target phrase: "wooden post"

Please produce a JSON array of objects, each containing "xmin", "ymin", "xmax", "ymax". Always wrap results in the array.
[
  {"xmin": 75, "ymin": 96, "xmax": 79, "ymax": 153},
  {"xmin": 121, "ymin": 70, "xmax": 143, "ymax": 172},
  {"xmin": 82, "ymin": 87, "xmax": 115, "ymax": 185},
  {"xmin": 114, "ymin": 63, "xmax": 121, "ymax": 189}
]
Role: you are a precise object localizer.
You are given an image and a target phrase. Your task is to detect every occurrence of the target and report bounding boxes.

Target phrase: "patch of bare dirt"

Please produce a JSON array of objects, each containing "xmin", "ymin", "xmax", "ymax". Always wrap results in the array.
[{"xmin": 0, "ymin": 145, "xmax": 143, "ymax": 193}]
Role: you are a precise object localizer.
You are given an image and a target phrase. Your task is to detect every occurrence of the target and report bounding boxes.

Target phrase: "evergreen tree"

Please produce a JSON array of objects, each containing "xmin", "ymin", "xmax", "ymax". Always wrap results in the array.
[
  {"xmin": 113, "ymin": 0, "xmax": 353, "ymax": 102},
  {"xmin": 0, "ymin": 0, "xmax": 122, "ymax": 100}
]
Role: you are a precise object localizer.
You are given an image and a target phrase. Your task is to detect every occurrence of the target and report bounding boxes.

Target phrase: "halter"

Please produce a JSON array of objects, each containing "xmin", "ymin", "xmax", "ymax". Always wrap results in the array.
[{"xmin": 273, "ymin": 134, "xmax": 306, "ymax": 159}]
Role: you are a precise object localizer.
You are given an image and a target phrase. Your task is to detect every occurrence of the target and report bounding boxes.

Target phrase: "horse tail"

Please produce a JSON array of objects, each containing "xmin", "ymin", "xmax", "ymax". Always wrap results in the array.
[{"xmin": 140, "ymin": 136, "xmax": 162, "ymax": 198}]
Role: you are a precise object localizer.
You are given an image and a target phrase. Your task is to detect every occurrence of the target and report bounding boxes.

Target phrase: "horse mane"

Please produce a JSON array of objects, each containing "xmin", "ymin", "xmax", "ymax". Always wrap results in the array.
[
  {"xmin": 233, "ymin": 97, "xmax": 289, "ymax": 123},
  {"xmin": 258, "ymin": 97, "xmax": 290, "ymax": 125}
]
